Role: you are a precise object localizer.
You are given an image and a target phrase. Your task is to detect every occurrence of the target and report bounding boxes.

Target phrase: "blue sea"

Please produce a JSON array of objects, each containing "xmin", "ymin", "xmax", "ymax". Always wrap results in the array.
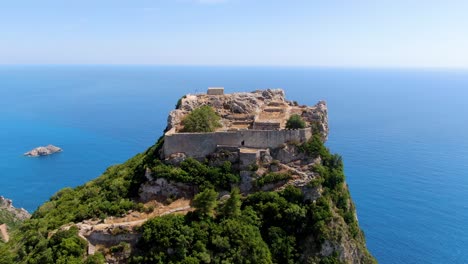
[{"xmin": 1, "ymin": 65, "xmax": 467, "ymax": 263}]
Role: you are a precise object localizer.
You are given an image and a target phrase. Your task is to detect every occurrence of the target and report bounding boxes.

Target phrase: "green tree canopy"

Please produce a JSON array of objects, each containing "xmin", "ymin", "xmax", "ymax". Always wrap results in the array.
[
  {"xmin": 181, "ymin": 105, "xmax": 222, "ymax": 132},
  {"xmin": 286, "ymin": 114, "xmax": 306, "ymax": 129},
  {"xmin": 192, "ymin": 188, "xmax": 218, "ymax": 218},
  {"xmin": 220, "ymin": 188, "xmax": 242, "ymax": 218}
]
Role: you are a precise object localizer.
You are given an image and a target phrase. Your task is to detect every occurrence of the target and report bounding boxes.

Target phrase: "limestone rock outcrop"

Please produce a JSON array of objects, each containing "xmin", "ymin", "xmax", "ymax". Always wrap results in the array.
[
  {"xmin": 0, "ymin": 196, "xmax": 30, "ymax": 242},
  {"xmin": 0, "ymin": 196, "xmax": 30, "ymax": 221},
  {"xmin": 24, "ymin": 144, "xmax": 62, "ymax": 157}
]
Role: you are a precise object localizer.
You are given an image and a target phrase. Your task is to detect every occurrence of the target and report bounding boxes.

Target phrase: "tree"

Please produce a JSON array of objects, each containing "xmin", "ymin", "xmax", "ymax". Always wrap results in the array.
[
  {"xmin": 286, "ymin": 114, "xmax": 306, "ymax": 129},
  {"xmin": 267, "ymin": 226, "xmax": 297, "ymax": 264},
  {"xmin": 220, "ymin": 188, "xmax": 242, "ymax": 218},
  {"xmin": 299, "ymin": 134, "xmax": 328, "ymax": 158},
  {"xmin": 181, "ymin": 106, "xmax": 222, "ymax": 132},
  {"xmin": 192, "ymin": 189, "xmax": 218, "ymax": 218},
  {"xmin": 0, "ymin": 243, "xmax": 15, "ymax": 264},
  {"xmin": 211, "ymin": 219, "xmax": 273, "ymax": 264},
  {"xmin": 84, "ymin": 253, "xmax": 106, "ymax": 264}
]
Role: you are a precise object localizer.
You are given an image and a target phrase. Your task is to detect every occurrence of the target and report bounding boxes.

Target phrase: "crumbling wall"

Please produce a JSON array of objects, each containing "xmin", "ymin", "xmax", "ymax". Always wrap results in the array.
[
  {"xmin": 163, "ymin": 128, "xmax": 312, "ymax": 158},
  {"xmin": 252, "ymin": 122, "xmax": 281, "ymax": 130}
]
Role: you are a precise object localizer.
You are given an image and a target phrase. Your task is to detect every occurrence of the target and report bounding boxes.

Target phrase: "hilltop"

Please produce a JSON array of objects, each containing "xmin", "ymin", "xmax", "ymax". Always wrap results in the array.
[{"xmin": 0, "ymin": 88, "xmax": 375, "ymax": 264}]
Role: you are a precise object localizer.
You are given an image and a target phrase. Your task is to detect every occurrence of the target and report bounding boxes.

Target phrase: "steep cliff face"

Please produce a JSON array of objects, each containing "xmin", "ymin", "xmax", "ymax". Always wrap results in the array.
[
  {"xmin": 0, "ymin": 196, "xmax": 30, "ymax": 242},
  {"xmin": 0, "ymin": 89, "xmax": 375, "ymax": 264},
  {"xmin": 0, "ymin": 197, "xmax": 30, "ymax": 222}
]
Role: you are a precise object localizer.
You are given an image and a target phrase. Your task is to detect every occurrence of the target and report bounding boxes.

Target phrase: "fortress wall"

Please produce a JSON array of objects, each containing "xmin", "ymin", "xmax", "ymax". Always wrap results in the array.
[
  {"xmin": 163, "ymin": 128, "xmax": 312, "ymax": 158},
  {"xmin": 252, "ymin": 122, "xmax": 281, "ymax": 130}
]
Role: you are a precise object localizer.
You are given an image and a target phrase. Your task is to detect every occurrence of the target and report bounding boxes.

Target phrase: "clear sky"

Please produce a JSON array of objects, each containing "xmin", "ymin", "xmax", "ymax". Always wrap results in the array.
[{"xmin": 2, "ymin": 0, "xmax": 468, "ymax": 67}]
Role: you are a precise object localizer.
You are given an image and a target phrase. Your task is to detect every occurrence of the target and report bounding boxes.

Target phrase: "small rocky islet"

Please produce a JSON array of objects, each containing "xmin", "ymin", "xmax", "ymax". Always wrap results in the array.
[{"xmin": 24, "ymin": 144, "xmax": 62, "ymax": 157}]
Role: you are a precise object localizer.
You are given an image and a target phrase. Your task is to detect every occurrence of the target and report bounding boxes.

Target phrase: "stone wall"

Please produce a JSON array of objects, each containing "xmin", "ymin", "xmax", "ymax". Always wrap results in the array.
[
  {"xmin": 252, "ymin": 121, "xmax": 281, "ymax": 130},
  {"xmin": 163, "ymin": 128, "xmax": 312, "ymax": 158},
  {"xmin": 239, "ymin": 149, "xmax": 260, "ymax": 170}
]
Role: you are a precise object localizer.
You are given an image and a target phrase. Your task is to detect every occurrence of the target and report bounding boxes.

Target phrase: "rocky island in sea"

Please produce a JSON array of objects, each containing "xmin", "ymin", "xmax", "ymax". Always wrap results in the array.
[
  {"xmin": 24, "ymin": 144, "xmax": 62, "ymax": 157},
  {"xmin": 0, "ymin": 88, "xmax": 375, "ymax": 263}
]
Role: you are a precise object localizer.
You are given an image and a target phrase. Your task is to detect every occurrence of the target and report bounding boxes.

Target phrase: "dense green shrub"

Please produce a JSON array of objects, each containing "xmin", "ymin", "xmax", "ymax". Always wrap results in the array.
[
  {"xmin": 219, "ymin": 188, "xmax": 242, "ymax": 219},
  {"xmin": 254, "ymin": 172, "xmax": 292, "ymax": 187},
  {"xmin": 0, "ymin": 243, "xmax": 14, "ymax": 264},
  {"xmin": 0, "ymin": 208, "xmax": 22, "ymax": 231},
  {"xmin": 152, "ymin": 158, "xmax": 240, "ymax": 190},
  {"xmin": 299, "ymin": 134, "xmax": 329, "ymax": 159},
  {"xmin": 192, "ymin": 189, "xmax": 218, "ymax": 218},
  {"xmin": 286, "ymin": 114, "xmax": 306, "ymax": 129},
  {"xmin": 181, "ymin": 105, "xmax": 222, "ymax": 132},
  {"xmin": 84, "ymin": 253, "xmax": 105, "ymax": 264},
  {"xmin": 133, "ymin": 196, "xmax": 272, "ymax": 264}
]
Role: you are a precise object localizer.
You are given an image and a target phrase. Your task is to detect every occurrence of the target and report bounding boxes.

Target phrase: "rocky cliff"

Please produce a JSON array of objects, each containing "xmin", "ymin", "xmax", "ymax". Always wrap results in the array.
[
  {"xmin": 0, "ymin": 89, "xmax": 375, "ymax": 264},
  {"xmin": 0, "ymin": 196, "xmax": 30, "ymax": 222},
  {"xmin": 0, "ymin": 196, "xmax": 30, "ymax": 242}
]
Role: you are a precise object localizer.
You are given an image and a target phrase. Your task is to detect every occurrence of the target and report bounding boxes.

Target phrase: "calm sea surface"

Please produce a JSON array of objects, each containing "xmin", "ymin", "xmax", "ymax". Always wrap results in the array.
[{"xmin": 1, "ymin": 66, "xmax": 467, "ymax": 263}]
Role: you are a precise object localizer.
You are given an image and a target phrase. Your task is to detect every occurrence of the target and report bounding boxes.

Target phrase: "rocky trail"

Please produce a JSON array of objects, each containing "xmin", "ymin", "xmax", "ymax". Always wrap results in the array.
[
  {"xmin": 0, "ymin": 224, "xmax": 9, "ymax": 242},
  {"xmin": 69, "ymin": 199, "xmax": 193, "ymax": 256}
]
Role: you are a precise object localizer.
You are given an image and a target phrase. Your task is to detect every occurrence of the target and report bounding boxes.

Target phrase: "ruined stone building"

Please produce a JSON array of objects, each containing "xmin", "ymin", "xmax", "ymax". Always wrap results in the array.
[{"xmin": 162, "ymin": 88, "xmax": 328, "ymax": 169}]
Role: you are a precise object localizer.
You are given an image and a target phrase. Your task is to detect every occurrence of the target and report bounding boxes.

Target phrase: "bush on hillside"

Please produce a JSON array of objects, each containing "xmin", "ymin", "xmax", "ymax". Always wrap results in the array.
[
  {"xmin": 286, "ymin": 114, "xmax": 306, "ymax": 129},
  {"xmin": 181, "ymin": 105, "xmax": 222, "ymax": 132}
]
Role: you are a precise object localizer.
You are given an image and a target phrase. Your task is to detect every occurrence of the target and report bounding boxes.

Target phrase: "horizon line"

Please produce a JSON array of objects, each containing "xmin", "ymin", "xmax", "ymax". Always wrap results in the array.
[{"xmin": 1, "ymin": 63, "xmax": 468, "ymax": 71}]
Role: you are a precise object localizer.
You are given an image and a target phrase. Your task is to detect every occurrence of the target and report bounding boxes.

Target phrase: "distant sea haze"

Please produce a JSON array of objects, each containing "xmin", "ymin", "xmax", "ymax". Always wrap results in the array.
[{"xmin": 1, "ymin": 65, "xmax": 468, "ymax": 263}]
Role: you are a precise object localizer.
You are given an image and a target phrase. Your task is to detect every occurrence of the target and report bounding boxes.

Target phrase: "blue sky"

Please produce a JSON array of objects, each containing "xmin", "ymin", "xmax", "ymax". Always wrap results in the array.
[{"xmin": 1, "ymin": 0, "xmax": 468, "ymax": 67}]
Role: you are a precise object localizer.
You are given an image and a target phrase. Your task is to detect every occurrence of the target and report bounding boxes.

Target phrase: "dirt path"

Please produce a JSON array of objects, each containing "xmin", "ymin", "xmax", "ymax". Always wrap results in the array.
[
  {"xmin": 102, "ymin": 198, "xmax": 192, "ymax": 226},
  {"xmin": 90, "ymin": 205, "xmax": 192, "ymax": 231},
  {"xmin": 0, "ymin": 224, "xmax": 9, "ymax": 242},
  {"xmin": 72, "ymin": 199, "xmax": 193, "ymax": 255}
]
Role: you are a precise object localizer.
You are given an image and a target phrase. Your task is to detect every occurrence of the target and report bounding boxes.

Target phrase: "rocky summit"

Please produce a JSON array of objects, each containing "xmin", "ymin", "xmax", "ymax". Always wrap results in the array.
[{"xmin": 167, "ymin": 88, "xmax": 328, "ymax": 136}]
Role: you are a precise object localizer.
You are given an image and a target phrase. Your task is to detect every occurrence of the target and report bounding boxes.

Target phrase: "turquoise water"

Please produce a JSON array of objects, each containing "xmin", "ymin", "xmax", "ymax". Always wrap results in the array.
[{"xmin": 1, "ymin": 66, "xmax": 468, "ymax": 263}]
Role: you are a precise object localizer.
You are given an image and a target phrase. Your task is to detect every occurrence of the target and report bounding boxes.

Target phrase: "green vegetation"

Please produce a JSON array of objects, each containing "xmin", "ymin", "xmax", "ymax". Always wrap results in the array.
[
  {"xmin": 219, "ymin": 188, "xmax": 241, "ymax": 219},
  {"xmin": 181, "ymin": 105, "xmax": 222, "ymax": 133},
  {"xmin": 151, "ymin": 158, "xmax": 240, "ymax": 190},
  {"xmin": 254, "ymin": 172, "xmax": 292, "ymax": 188},
  {"xmin": 299, "ymin": 134, "xmax": 329, "ymax": 158},
  {"xmin": 129, "ymin": 134, "xmax": 374, "ymax": 263},
  {"xmin": 286, "ymin": 114, "xmax": 306, "ymax": 129},
  {"xmin": 192, "ymin": 189, "xmax": 218, "ymax": 218},
  {"xmin": 0, "ymin": 209, "xmax": 22, "ymax": 232},
  {"xmin": 0, "ymin": 127, "xmax": 375, "ymax": 264},
  {"xmin": 0, "ymin": 138, "xmax": 166, "ymax": 264},
  {"xmin": 14, "ymin": 226, "xmax": 88, "ymax": 264},
  {"xmin": 132, "ymin": 211, "xmax": 271, "ymax": 264}
]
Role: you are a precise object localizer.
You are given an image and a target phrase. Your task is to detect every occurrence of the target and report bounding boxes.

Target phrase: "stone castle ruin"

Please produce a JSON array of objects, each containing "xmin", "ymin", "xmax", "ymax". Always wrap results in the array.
[{"xmin": 162, "ymin": 88, "xmax": 328, "ymax": 168}]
